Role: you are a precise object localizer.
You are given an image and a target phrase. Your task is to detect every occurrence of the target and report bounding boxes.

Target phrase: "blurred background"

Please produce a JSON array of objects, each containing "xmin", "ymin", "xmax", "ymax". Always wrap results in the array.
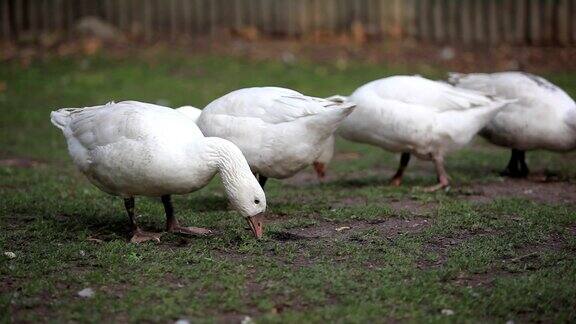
[{"xmin": 2, "ymin": 0, "xmax": 576, "ymax": 71}]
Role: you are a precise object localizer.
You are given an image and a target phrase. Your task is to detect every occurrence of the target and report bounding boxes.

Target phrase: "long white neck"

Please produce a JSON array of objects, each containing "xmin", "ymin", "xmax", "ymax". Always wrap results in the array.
[
  {"xmin": 201, "ymin": 137, "xmax": 259, "ymax": 213},
  {"xmin": 208, "ymin": 137, "xmax": 250, "ymax": 179}
]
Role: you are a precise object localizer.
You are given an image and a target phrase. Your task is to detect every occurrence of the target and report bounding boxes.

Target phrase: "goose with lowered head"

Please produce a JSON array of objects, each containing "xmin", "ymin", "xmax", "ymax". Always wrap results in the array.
[
  {"xmin": 50, "ymin": 101, "xmax": 266, "ymax": 243},
  {"xmin": 449, "ymin": 71, "xmax": 576, "ymax": 178},
  {"xmin": 195, "ymin": 87, "xmax": 356, "ymax": 188},
  {"xmin": 335, "ymin": 75, "xmax": 513, "ymax": 191}
]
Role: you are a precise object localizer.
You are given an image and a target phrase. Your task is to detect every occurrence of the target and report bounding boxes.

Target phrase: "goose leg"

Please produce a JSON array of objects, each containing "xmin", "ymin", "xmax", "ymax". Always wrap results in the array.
[
  {"xmin": 313, "ymin": 161, "xmax": 327, "ymax": 179},
  {"xmin": 253, "ymin": 173, "xmax": 268, "ymax": 189},
  {"xmin": 125, "ymin": 197, "xmax": 161, "ymax": 243},
  {"xmin": 258, "ymin": 175, "xmax": 268, "ymax": 188},
  {"xmin": 163, "ymin": 195, "xmax": 212, "ymax": 236},
  {"xmin": 500, "ymin": 149, "xmax": 522, "ymax": 178},
  {"xmin": 517, "ymin": 150, "xmax": 529, "ymax": 178},
  {"xmin": 389, "ymin": 153, "xmax": 411, "ymax": 186},
  {"xmin": 424, "ymin": 155, "xmax": 450, "ymax": 192}
]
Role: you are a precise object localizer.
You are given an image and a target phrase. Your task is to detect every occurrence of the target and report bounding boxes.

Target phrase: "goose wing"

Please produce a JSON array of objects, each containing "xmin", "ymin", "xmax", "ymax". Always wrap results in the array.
[
  {"xmin": 203, "ymin": 87, "xmax": 350, "ymax": 124},
  {"xmin": 65, "ymin": 101, "xmax": 200, "ymax": 149},
  {"xmin": 365, "ymin": 75, "xmax": 499, "ymax": 112},
  {"xmin": 449, "ymin": 71, "xmax": 567, "ymax": 98}
]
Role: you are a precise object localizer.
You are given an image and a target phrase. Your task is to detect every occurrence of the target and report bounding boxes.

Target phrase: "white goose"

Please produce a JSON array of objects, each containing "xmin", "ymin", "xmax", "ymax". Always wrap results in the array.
[
  {"xmin": 180, "ymin": 103, "xmax": 335, "ymax": 180},
  {"xmin": 50, "ymin": 101, "xmax": 266, "ymax": 243},
  {"xmin": 196, "ymin": 87, "xmax": 355, "ymax": 188},
  {"xmin": 449, "ymin": 71, "xmax": 576, "ymax": 178},
  {"xmin": 336, "ymin": 75, "xmax": 512, "ymax": 191},
  {"xmin": 176, "ymin": 105, "xmax": 202, "ymax": 122}
]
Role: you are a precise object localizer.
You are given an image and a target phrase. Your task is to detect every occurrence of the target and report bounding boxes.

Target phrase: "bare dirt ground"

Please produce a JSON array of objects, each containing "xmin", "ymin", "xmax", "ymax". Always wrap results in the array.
[
  {"xmin": 274, "ymin": 217, "xmax": 431, "ymax": 241},
  {"xmin": 278, "ymin": 162, "xmax": 575, "ymax": 291},
  {"xmin": 0, "ymin": 157, "xmax": 44, "ymax": 168},
  {"xmin": 463, "ymin": 178, "xmax": 576, "ymax": 205},
  {"xmin": 450, "ymin": 230, "xmax": 568, "ymax": 288}
]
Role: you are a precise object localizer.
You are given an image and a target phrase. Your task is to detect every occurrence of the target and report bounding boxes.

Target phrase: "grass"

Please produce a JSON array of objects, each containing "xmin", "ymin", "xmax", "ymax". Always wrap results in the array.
[{"xmin": 1, "ymin": 52, "xmax": 575, "ymax": 323}]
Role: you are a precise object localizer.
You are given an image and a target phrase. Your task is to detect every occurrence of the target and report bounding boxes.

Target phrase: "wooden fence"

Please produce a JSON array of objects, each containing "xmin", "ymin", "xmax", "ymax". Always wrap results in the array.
[{"xmin": 1, "ymin": 0, "xmax": 576, "ymax": 46}]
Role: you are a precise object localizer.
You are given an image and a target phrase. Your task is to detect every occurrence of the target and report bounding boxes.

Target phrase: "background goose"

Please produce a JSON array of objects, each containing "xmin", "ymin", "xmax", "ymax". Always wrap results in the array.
[
  {"xmin": 178, "ymin": 104, "xmax": 334, "ymax": 180},
  {"xmin": 50, "ymin": 101, "xmax": 266, "ymax": 242},
  {"xmin": 336, "ymin": 75, "xmax": 512, "ymax": 191},
  {"xmin": 196, "ymin": 87, "xmax": 355, "ymax": 188},
  {"xmin": 449, "ymin": 71, "xmax": 576, "ymax": 178},
  {"xmin": 176, "ymin": 105, "xmax": 202, "ymax": 122}
]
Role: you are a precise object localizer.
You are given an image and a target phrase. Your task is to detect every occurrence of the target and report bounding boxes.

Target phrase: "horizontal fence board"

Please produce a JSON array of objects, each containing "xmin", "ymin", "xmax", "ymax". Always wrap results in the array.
[{"xmin": 1, "ymin": 0, "xmax": 576, "ymax": 46}]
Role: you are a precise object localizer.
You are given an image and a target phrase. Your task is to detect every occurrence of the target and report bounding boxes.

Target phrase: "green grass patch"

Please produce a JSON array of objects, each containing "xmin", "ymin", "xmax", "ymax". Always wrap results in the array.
[{"xmin": 1, "ymin": 53, "xmax": 575, "ymax": 322}]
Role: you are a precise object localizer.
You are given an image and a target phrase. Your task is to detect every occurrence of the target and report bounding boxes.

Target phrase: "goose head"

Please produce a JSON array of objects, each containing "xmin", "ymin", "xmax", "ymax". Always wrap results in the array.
[
  {"xmin": 204, "ymin": 137, "xmax": 267, "ymax": 238},
  {"xmin": 226, "ymin": 172, "xmax": 266, "ymax": 239}
]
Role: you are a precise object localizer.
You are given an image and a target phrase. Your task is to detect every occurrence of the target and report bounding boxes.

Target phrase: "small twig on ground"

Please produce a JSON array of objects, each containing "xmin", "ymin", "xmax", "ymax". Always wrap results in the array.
[{"xmin": 509, "ymin": 252, "xmax": 538, "ymax": 262}]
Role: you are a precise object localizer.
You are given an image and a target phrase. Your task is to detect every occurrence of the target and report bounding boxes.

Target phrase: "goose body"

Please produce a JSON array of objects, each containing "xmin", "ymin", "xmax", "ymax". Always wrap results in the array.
[
  {"xmin": 449, "ymin": 72, "xmax": 576, "ymax": 177},
  {"xmin": 179, "ymin": 103, "xmax": 334, "ymax": 180},
  {"xmin": 196, "ymin": 87, "xmax": 355, "ymax": 186},
  {"xmin": 51, "ymin": 101, "xmax": 266, "ymax": 241},
  {"xmin": 337, "ymin": 75, "xmax": 512, "ymax": 190}
]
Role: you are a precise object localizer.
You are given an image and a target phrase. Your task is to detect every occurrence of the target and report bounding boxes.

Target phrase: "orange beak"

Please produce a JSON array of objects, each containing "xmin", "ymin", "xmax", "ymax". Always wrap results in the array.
[
  {"xmin": 246, "ymin": 213, "xmax": 265, "ymax": 239},
  {"xmin": 313, "ymin": 161, "xmax": 326, "ymax": 179}
]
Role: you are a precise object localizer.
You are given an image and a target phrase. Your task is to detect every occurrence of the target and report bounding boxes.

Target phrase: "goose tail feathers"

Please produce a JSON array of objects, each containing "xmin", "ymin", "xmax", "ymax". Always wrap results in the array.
[
  {"xmin": 447, "ymin": 72, "xmax": 466, "ymax": 85},
  {"xmin": 324, "ymin": 95, "xmax": 350, "ymax": 104},
  {"xmin": 323, "ymin": 99, "xmax": 356, "ymax": 119},
  {"xmin": 459, "ymin": 96, "xmax": 516, "ymax": 132},
  {"xmin": 50, "ymin": 109, "xmax": 75, "ymax": 131},
  {"xmin": 324, "ymin": 95, "xmax": 356, "ymax": 118},
  {"xmin": 447, "ymin": 72, "xmax": 498, "ymax": 96},
  {"xmin": 50, "ymin": 102, "xmax": 115, "ymax": 131}
]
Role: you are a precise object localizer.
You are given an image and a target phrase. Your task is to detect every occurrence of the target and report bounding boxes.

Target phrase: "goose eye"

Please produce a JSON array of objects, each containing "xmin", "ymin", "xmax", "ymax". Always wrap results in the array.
[{"xmin": 254, "ymin": 199, "xmax": 260, "ymax": 204}]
